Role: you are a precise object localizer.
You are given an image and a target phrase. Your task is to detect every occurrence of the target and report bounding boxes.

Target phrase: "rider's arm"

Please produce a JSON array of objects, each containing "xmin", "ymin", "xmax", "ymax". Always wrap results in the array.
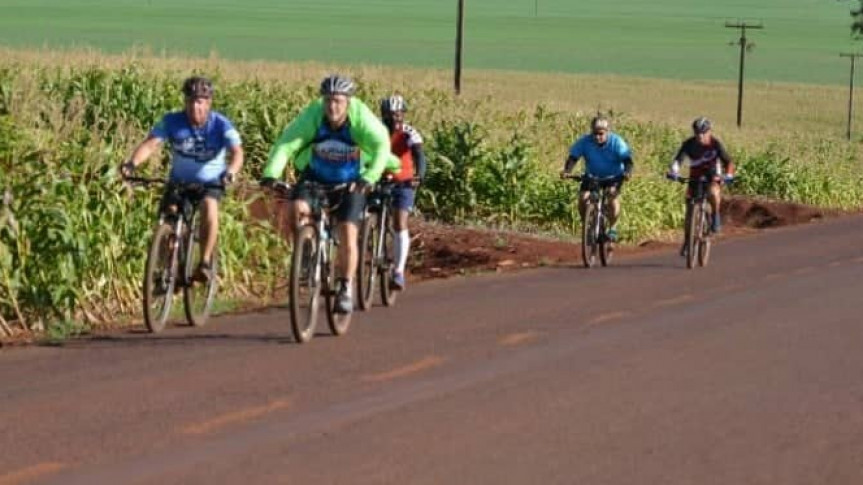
[
  {"xmin": 613, "ymin": 135, "xmax": 634, "ymax": 177},
  {"xmin": 384, "ymin": 153, "xmax": 401, "ymax": 176},
  {"xmin": 127, "ymin": 115, "xmax": 171, "ymax": 168},
  {"xmin": 714, "ymin": 137, "xmax": 735, "ymax": 176},
  {"xmin": 227, "ymin": 145, "xmax": 244, "ymax": 177},
  {"xmin": 351, "ymin": 99, "xmax": 391, "ymax": 184},
  {"xmin": 222, "ymin": 116, "xmax": 244, "ymax": 176},
  {"xmin": 261, "ymin": 101, "xmax": 321, "ymax": 180},
  {"xmin": 412, "ymin": 144, "xmax": 427, "ymax": 181},
  {"xmin": 127, "ymin": 135, "xmax": 163, "ymax": 168},
  {"xmin": 622, "ymin": 156, "xmax": 634, "ymax": 177},
  {"xmin": 563, "ymin": 137, "xmax": 585, "ymax": 173},
  {"xmin": 563, "ymin": 155, "xmax": 580, "ymax": 173},
  {"xmin": 405, "ymin": 124, "xmax": 427, "ymax": 181},
  {"xmin": 669, "ymin": 141, "xmax": 689, "ymax": 176}
]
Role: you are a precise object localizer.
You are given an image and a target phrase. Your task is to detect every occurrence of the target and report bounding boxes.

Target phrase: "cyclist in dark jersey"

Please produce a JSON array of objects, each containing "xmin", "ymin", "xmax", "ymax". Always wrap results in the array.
[
  {"xmin": 379, "ymin": 94, "xmax": 426, "ymax": 290},
  {"xmin": 667, "ymin": 117, "xmax": 736, "ymax": 234}
]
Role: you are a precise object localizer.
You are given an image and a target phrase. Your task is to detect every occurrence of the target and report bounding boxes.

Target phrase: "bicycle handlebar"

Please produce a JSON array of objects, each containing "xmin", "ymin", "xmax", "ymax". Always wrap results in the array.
[
  {"xmin": 123, "ymin": 176, "xmax": 166, "ymax": 187},
  {"xmin": 123, "ymin": 176, "xmax": 225, "ymax": 191},
  {"xmin": 668, "ymin": 174, "xmax": 737, "ymax": 185},
  {"xmin": 562, "ymin": 173, "xmax": 624, "ymax": 183}
]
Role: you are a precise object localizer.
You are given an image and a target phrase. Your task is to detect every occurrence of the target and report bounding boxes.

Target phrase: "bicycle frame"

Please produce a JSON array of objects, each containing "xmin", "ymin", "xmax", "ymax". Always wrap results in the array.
[
  {"xmin": 675, "ymin": 175, "xmax": 713, "ymax": 269},
  {"xmin": 127, "ymin": 176, "xmax": 224, "ymax": 331},
  {"xmin": 286, "ymin": 180, "xmax": 353, "ymax": 342},
  {"xmin": 569, "ymin": 174, "xmax": 622, "ymax": 268},
  {"xmin": 358, "ymin": 180, "xmax": 398, "ymax": 310}
]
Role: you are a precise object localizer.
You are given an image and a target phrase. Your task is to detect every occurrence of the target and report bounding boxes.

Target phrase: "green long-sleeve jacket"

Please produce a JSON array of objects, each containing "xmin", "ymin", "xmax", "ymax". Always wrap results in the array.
[{"xmin": 262, "ymin": 97, "xmax": 396, "ymax": 184}]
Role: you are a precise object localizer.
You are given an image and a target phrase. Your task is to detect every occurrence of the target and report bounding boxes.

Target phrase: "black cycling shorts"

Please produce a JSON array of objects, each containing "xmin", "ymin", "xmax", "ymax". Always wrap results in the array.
[
  {"xmin": 291, "ymin": 179, "xmax": 366, "ymax": 225},
  {"xmin": 160, "ymin": 183, "xmax": 224, "ymax": 215}
]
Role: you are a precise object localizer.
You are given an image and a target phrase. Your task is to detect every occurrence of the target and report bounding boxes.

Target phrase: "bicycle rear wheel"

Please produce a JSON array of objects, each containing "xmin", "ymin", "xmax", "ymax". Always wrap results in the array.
[
  {"xmin": 380, "ymin": 218, "xmax": 399, "ymax": 307},
  {"xmin": 698, "ymin": 202, "xmax": 712, "ymax": 267},
  {"xmin": 357, "ymin": 212, "xmax": 378, "ymax": 311},
  {"xmin": 685, "ymin": 203, "xmax": 697, "ymax": 270},
  {"xmin": 183, "ymin": 213, "xmax": 219, "ymax": 327},
  {"xmin": 325, "ymin": 240, "xmax": 352, "ymax": 336},
  {"xmin": 582, "ymin": 204, "xmax": 598, "ymax": 268},
  {"xmin": 143, "ymin": 224, "xmax": 177, "ymax": 333},
  {"xmin": 290, "ymin": 225, "xmax": 321, "ymax": 344}
]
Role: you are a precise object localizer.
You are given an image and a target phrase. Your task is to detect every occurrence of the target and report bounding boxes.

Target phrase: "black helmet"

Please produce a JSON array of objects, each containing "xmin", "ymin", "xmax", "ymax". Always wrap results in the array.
[
  {"xmin": 319, "ymin": 74, "xmax": 356, "ymax": 96},
  {"xmin": 380, "ymin": 94, "xmax": 407, "ymax": 114},
  {"xmin": 182, "ymin": 76, "xmax": 213, "ymax": 99},
  {"xmin": 692, "ymin": 116, "xmax": 712, "ymax": 134}
]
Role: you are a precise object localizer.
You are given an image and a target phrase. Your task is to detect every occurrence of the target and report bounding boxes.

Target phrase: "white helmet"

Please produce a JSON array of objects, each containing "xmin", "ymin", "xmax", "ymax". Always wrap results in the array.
[{"xmin": 380, "ymin": 94, "xmax": 407, "ymax": 115}]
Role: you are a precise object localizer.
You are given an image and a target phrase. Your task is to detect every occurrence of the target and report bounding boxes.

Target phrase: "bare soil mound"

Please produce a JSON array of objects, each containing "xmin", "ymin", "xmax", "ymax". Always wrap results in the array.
[
  {"xmin": 722, "ymin": 196, "xmax": 833, "ymax": 229},
  {"xmin": 408, "ymin": 197, "xmax": 845, "ymax": 281}
]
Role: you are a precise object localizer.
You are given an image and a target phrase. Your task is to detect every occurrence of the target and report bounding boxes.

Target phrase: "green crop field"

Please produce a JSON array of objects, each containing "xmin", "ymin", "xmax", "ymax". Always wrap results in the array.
[{"xmin": 0, "ymin": 0, "xmax": 860, "ymax": 85}]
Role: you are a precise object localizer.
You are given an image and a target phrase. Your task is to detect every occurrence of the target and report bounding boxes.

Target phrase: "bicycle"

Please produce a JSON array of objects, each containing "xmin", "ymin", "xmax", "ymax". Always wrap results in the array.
[
  {"xmin": 357, "ymin": 179, "xmax": 399, "ymax": 311},
  {"xmin": 275, "ymin": 180, "xmax": 353, "ymax": 344},
  {"xmin": 670, "ymin": 174, "xmax": 714, "ymax": 269},
  {"xmin": 126, "ymin": 176, "xmax": 222, "ymax": 333},
  {"xmin": 565, "ymin": 174, "xmax": 623, "ymax": 268}
]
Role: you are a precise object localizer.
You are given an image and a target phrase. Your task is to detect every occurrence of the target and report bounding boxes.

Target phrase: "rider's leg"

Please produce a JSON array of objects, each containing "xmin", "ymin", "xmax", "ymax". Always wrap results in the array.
[
  {"xmin": 287, "ymin": 199, "xmax": 311, "ymax": 242},
  {"xmin": 578, "ymin": 190, "xmax": 590, "ymax": 221},
  {"xmin": 390, "ymin": 184, "xmax": 414, "ymax": 289},
  {"xmin": 337, "ymin": 221, "xmax": 359, "ymax": 281},
  {"xmin": 392, "ymin": 209, "xmax": 411, "ymax": 288},
  {"xmin": 681, "ymin": 197, "xmax": 692, "ymax": 256},
  {"xmin": 605, "ymin": 186, "xmax": 622, "ymax": 241},
  {"xmin": 709, "ymin": 181, "xmax": 722, "ymax": 232},
  {"xmin": 334, "ymin": 190, "xmax": 366, "ymax": 313},
  {"xmin": 607, "ymin": 186, "xmax": 621, "ymax": 227},
  {"xmin": 200, "ymin": 196, "xmax": 219, "ymax": 265}
]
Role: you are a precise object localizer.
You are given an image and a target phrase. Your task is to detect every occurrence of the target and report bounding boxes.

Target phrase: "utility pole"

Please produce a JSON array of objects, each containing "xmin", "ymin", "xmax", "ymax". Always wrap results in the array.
[
  {"xmin": 454, "ymin": 0, "xmax": 465, "ymax": 95},
  {"xmin": 840, "ymin": 52, "xmax": 863, "ymax": 141},
  {"xmin": 725, "ymin": 21, "xmax": 763, "ymax": 128}
]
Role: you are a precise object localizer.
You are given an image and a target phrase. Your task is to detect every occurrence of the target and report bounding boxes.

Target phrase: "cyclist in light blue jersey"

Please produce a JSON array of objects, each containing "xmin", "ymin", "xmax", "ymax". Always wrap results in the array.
[
  {"xmin": 560, "ymin": 115, "xmax": 633, "ymax": 242},
  {"xmin": 121, "ymin": 76, "xmax": 244, "ymax": 282}
]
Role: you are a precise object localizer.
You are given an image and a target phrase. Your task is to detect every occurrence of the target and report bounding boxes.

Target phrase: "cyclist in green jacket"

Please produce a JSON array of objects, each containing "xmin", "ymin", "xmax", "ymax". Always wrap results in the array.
[{"xmin": 260, "ymin": 74, "xmax": 390, "ymax": 314}]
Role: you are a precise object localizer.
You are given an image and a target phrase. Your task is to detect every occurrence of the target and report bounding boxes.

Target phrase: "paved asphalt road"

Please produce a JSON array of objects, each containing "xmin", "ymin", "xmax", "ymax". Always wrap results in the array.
[{"xmin": 2, "ymin": 215, "xmax": 863, "ymax": 485}]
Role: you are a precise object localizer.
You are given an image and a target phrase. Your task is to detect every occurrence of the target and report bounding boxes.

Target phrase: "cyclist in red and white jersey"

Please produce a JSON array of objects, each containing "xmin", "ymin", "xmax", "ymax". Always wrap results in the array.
[
  {"xmin": 667, "ymin": 117, "xmax": 735, "ymax": 234},
  {"xmin": 380, "ymin": 94, "xmax": 426, "ymax": 290}
]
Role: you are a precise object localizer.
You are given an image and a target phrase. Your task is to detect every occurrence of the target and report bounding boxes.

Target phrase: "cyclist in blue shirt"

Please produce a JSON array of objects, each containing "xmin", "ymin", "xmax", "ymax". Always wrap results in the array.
[
  {"xmin": 559, "ymin": 115, "xmax": 633, "ymax": 242},
  {"xmin": 121, "ymin": 76, "xmax": 244, "ymax": 282}
]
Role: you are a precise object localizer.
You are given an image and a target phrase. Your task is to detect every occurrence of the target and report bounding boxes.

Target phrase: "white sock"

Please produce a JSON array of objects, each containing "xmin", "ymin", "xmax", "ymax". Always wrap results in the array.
[{"xmin": 394, "ymin": 230, "xmax": 410, "ymax": 274}]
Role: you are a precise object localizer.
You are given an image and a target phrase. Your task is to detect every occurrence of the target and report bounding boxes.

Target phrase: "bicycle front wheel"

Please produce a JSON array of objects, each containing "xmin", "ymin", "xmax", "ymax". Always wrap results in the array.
[
  {"xmin": 599, "ymin": 211, "xmax": 614, "ymax": 267},
  {"xmin": 143, "ymin": 224, "xmax": 178, "ymax": 333},
  {"xmin": 698, "ymin": 202, "xmax": 712, "ymax": 267},
  {"xmin": 380, "ymin": 218, "xmax": 399, "ymax": 307},
  {"xmin": 290, "ymin": 225, "xmax": 321, "ymax": 344},
  {"xmin": 582, "ymin": 204, "xmax": 598, "ymax": 268},
  {"xmin": 183, "ymin": 213, "xmax": 219, "ymax": 327},
  {"xmin": 685, "ymin": 203, "xmax": 698, "ymax": 270},
  {"xmin": 357, "ymin": 212, "xmax": 378, "ymax": 311},
  {"xmin": 325, "ymin": 239, "xmax": 352, "ymax": 336}
]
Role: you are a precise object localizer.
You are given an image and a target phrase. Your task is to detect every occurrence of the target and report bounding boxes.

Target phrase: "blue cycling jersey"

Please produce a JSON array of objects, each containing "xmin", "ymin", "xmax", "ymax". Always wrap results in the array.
[
  {"xmin": 150, "ymin": 111, "xmax": 241, "ymax": 184},
  {"xmin": 308, "ymin": 120, "xmax": 362, "ymax": 184},
  {"xmin": 568, "ymin": 132, "xmax": 631, "ymax": 178}
]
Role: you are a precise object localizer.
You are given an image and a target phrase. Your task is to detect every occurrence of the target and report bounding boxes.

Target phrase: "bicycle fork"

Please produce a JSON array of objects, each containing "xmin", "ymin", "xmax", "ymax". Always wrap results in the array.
[
  {"xmin": 374, "ymin": 207, "xmax": 388, "ymax": 274},
  {"xmin": 593, "ymin": 196, "xmax": 604, "ymax": 244}
]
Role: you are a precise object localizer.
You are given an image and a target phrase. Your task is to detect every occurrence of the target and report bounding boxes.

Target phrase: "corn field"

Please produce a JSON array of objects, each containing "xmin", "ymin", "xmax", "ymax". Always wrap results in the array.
[{"xmin": 1, "ymin": 60, "xmax": 862, "ymax": 334}]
